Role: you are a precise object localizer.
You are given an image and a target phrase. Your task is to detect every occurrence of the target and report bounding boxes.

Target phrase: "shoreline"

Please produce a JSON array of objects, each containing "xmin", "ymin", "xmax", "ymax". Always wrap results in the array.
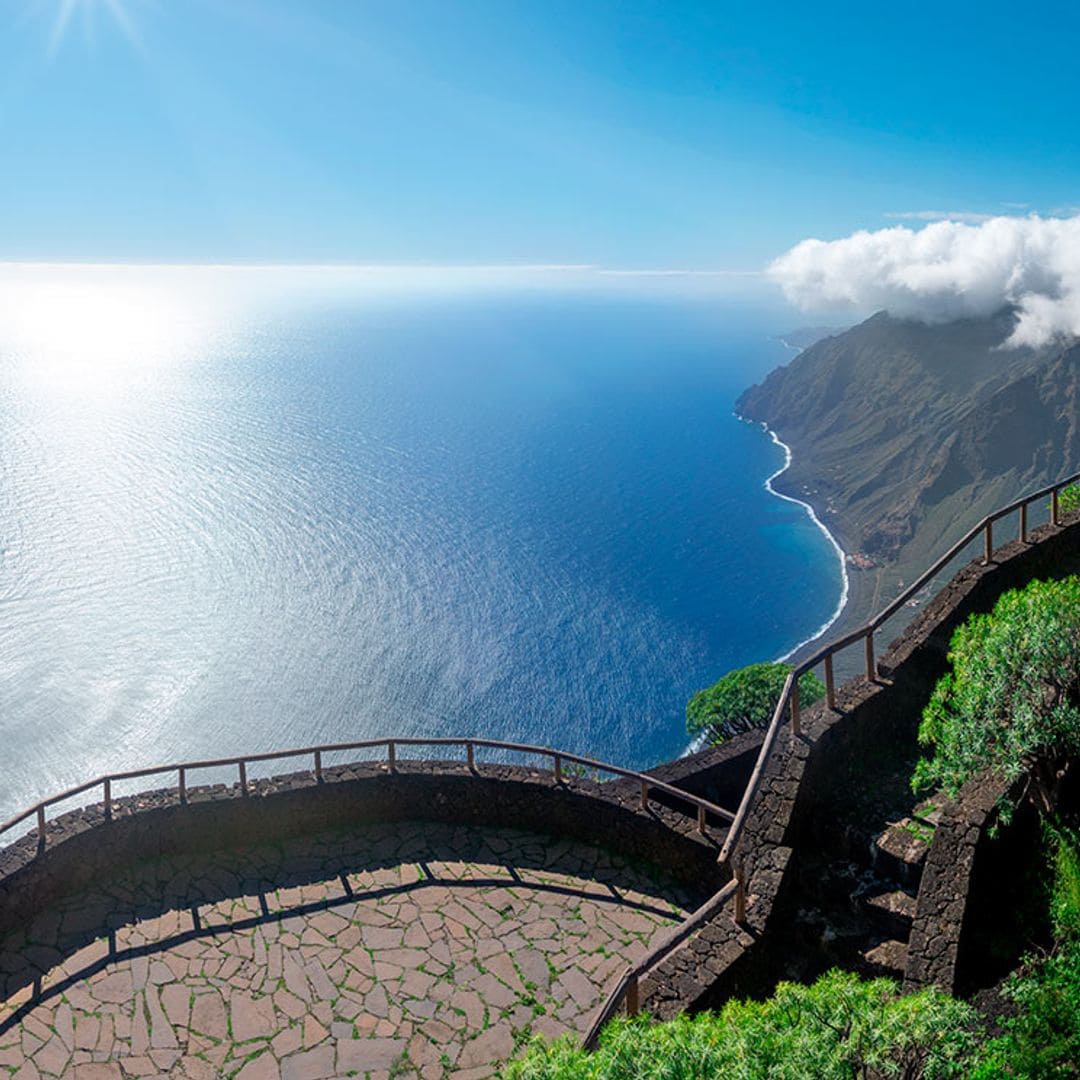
[
  {"xmin": 681, "ymin": 418, "xmax": 852, "ymax": 757},
  {"xmin": 746, "ymin": 418, "xmax": 851, "ymax": 663}
]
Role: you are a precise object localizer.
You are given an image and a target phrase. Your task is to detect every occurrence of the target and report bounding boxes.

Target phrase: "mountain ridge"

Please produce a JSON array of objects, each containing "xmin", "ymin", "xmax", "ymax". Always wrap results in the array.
[{"xmin": 737, "ymin": 308, "xmax": 1079, "ymax": 632}]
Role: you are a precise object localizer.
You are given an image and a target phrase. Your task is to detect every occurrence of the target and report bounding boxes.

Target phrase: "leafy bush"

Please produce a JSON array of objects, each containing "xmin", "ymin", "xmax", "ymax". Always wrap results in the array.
[
  {"xmin": 687, "ymin": 661, "xmax": 825, "ymax": 745},
  {"xmin": 912, "ymin": 576, "xmax": 1080, "ymax": 821},
  {"xmin": 1057, "ymin": 483, "xmax": 1080, "ymax": 516},
  {"xmin": 976, "ymin": 938, "xmax": 1080, "ymax": 1078},
  {"xmin": 505, "ymin": 970, "xmax": 978, "ymax": 1080}
]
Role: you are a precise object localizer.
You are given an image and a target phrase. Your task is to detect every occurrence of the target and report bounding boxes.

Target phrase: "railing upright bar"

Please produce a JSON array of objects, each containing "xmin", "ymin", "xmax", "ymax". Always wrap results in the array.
[
  {"xmin": 626, "ymin": 974, "xmax": 640, "ymax": 1016},
  {"xmin": 1053, "ymin": 487, "xmax": 1061, "ymax": 526},
  {"xmin": 864, "ymin": 630, "xmax": 876, "ymax": 682},
  {"xmin": 824, "ymin": 652, "xmax": 836, "ymax": 711},
  {"xmin": 387, "ymin": 740, "xmax": 396, "ymax": 771},
  {"xmin": 103, "ymin": 778, "xmax": 111, "ymax": 819},
  {"xmin": 238, "ymin": 761, "xmax": 247, "ymax": 796},
  {"xmin": 790, "ymin": 679, "xmax": 800, "ymax": 736},
  {"xmin": 734, "ymin": 859, "xmax": 746, "ymax": 924},
  {"xmin": 178, "ymin": 767, "xmax": 186, "ymax": 803},
  {"xmin": 553, "ymin": 754, "xmax": 562, "ymax": 784},
  {"xmin": 1020, "ymin": 501, "xmax": 1029, "ymax": 543},
  {"xmin": 36, "ymin": 805, "xmax": 45, "ymax": 848},
  {"xmin": 466, "ymin": 741, "xmax": 475, "ymax": 771},
  {"xmin": 640, "ymin": 779, "xmax": 649, "ymax": 811},
  {"xmin": 984, "ymin": 520, "xmax": 993, "ymax": 565},
  {"xmin": 314, "ymin": 750, "xmax": 322, "ymax": 781}
]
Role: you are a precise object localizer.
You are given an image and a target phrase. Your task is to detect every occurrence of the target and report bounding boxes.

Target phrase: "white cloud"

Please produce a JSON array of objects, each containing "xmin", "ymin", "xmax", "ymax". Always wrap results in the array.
[{"xmin": 768, "ymin": 215, "xmax": 1080, "ymax": 347}]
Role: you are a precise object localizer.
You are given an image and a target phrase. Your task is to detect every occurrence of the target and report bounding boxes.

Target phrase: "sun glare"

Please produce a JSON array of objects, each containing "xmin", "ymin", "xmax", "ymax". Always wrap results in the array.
[
  {"xmin": 41, "ymin": 0, "xmax": 141, "ymax": 55},
  {"xmin": 0, "ymin": 268, "xmax": 203, "ymax": 399}
]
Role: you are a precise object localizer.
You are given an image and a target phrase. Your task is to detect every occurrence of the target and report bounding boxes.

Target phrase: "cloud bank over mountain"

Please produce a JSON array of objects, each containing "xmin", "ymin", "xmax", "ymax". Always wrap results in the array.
[{"xmin": 769, "ymin": 215, "xmax": 1080, "ymax": 346}]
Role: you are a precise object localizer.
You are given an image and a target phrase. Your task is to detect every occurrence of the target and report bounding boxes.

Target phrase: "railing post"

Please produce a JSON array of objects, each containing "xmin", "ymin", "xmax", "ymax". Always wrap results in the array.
[
  {"xmin": 1020, "ymin": 501, "xmax": 1029, "ymax": 543},
  {"xmin": 984, "ymin": 520, "xmax": 993, "ymax": 565},
  {"xmin": 789, "ymin": 679, "xmax": 800, "ymax": 737},
  {"xmin": 734, "ymin": 859, "xmax": 747, "ymax": 924},
  {"xmin": 640, "ymin": 778, "xmax": 649, "ymax": 811},
  {"xmin": 314, "ymin": 749, "xmax": 322, "ymax": 782},
  {"xmin": 388, "ymin": 740, "xmax": 397, "ymax": 772},
  {"xmin": 625, "ymin": 974, "xmax": 640, "ymax": 1016},
  {"xmin": 466, "ymin": 741, "xmax": 475, "ymax": 771},
  {"xmin": 238, "ymin": 761, "xmax": 248, "ymax": 796},
  {"xmin": 824, "ymin": 653, "xmax": 836, "ymax": 711},
  {"xmin": 36, "ymin": 805, "xmax": 46, "ymax": 849},
  {"xmin": 864, "ymin": 629, "xmax": 876, "ymax": 682},
  {"xmin": 178, "ymin": 767, "xmax": 186, "ymax": 804},
  {"xmin": 1053, "ymin": 488, "xmax": 1061, "ymax": 526},
  {"xmin": 553, "ymin": 753, "xmax": 562, "ymax": 784},
  {"xmin": 697, "ymin": 803, "xmax": 706, "ymax": 834},
  {"xmin": 103, "ymin": 778, "xmax": 112, "ymax": 820}
]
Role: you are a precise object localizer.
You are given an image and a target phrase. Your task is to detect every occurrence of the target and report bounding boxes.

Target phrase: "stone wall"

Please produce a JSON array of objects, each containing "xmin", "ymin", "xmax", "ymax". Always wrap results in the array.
[
  {"xmin": 0, "ymin": 760, "xmax": 727, "ymax": 941},
  {"xmin": 3, "ymin": 511, "xmax": 1080, "ymax": 1023},
  {"xmin": 680, "ymin": 511, "xmax": 1080, "ymax": 1009}
]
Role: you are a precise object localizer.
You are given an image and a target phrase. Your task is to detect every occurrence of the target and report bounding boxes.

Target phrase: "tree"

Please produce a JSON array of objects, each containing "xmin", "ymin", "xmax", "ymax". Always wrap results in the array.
[
  {"xmin": 912, "ymin": 576, "xmax": 1080, "ymax": 822},
  {"xmin": 686, "ymin": 661, "xmax": 826, "ymax": 746},
  {"xmin": 507, "ymin": 969, "xmax": 979, "ymax": 1080}
]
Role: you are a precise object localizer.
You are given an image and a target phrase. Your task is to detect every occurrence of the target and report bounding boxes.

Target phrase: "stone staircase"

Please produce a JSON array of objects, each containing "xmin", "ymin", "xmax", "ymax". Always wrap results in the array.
[{"xmin": 774, "ymin": 748, "xmax": 945, "ymax": 987}]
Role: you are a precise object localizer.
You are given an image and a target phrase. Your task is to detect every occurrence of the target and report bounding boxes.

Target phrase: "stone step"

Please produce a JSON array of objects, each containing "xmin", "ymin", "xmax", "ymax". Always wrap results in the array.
[
  {"xmin": 858, "ymin": 937, "xmax": 909, "ymax": 979},
  {"xmin": 870, "ymin": 820, "xmax": 932, "ymax": 888},
  {"xmin": 861, "ymin": 888, "xmax": 917, "ymax": 938}
]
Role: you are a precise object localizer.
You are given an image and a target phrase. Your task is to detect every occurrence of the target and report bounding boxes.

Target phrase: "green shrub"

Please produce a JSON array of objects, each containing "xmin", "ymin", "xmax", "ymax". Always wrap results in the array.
[
  {"xmin": 505, "ymin": 970, "xmax": 978, "ymax": 1080},
  {"xmin": 912, "ymin": 576, "xmax": 1080, "ymax": 822},
  {"xmin": 686, "ymin": 661, "xmax": 825, "ymax": 745},
  {"xmin": 975, "ymin": 937, "xmax": 1080, "ymax": 1078},
  {"xmin": 1057, "ymin": 483, "xmax": 1080, "ymax": 516}
]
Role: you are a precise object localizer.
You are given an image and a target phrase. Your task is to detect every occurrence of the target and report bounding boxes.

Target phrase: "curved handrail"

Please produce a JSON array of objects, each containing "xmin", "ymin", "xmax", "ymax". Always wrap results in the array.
[
  {"xmin": 581, "ymin": 879, "xmax": 738, "ymax": 1049},
  {"xmin": 586, "ymin": 466, "xmax": 1080, "ymax": 1043},
  {"xmin": 0, "ymin": 735, "xmax": 734, "ymax": 847},
  {"xmin": 6, "ymin": 469, "xmax": 1079, "ymax": 1049},
  {"xmin": 719, "ymin": 466, "xmax": 1080, "ymax": 864}
]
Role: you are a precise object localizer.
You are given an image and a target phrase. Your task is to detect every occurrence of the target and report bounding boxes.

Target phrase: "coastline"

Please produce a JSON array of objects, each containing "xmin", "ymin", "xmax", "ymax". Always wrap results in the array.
[
  {"xmin": 681, "ymin": 418, "xmax": 852, "ymax": 757},
  {"xmin": 746, "ymin": 418, "xmax": 851, "ymax": 663}
]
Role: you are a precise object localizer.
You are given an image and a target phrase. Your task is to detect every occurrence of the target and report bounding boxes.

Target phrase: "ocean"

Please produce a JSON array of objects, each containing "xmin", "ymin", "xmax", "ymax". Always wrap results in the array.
[{"xmin": 0, "ymin": 275, "xmax": 843, "ymax": 819}]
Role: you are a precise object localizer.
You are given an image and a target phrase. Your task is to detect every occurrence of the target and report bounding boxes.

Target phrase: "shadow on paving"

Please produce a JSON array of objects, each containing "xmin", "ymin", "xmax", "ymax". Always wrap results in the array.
[{"xmin": 0, "ymin": 819, "xmax": 706, "ymax": 1045}]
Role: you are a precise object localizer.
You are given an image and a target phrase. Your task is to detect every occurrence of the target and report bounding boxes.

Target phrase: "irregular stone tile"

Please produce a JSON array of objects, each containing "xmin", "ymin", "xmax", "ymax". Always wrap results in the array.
[
  {"xmin": 280, "ymin": 1044, "xmax": 334, "ymax": 1080},
  {"xmin": 336, "ymin": 1037, "xmax": 407, "ymax": 1073},
  {"xmin": 234, "ymin": 1050, "xmax": 281, "ymax": 1080},
  {"xmin": 230, "ymin": 991, "xmax": 276, "ymax": 1043}
]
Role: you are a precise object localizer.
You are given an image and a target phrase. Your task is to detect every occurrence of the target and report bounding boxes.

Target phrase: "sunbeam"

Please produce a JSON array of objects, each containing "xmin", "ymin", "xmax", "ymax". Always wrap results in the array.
[{"xmin": 38, "ymin": 0, "xmax": 142, "ymax": 56}]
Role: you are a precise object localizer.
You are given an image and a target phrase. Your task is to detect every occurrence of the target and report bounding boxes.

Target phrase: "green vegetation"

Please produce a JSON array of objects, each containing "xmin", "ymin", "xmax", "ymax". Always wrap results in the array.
[
  {"xmin": 508, "ymin": 577, "xmax": 1080, "ymax": 1079},
  {"xmin": 686, "ymin": 661, "xmax": 825, "ymax": 745},
  {"xmin": 1057, "ymin": 483, "xmax": 1080, "ymax": 515},
  {"xmin": 506, "ymin": 970, "xmax": 977, "ymax": 1079},
  {"xmin": 912, "ymin": 576, "xmax": 1080, "ymax": 822},
  {"xmin": 974, "ymin": 825, "xmax": 1080, "ymax": 1078}
]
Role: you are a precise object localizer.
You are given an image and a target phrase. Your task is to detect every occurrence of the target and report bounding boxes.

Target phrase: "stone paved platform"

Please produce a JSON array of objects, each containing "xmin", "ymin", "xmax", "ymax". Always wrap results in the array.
[{"xmin": 0, "ymin": 820, "xmax": 699, "ymax": 1078}]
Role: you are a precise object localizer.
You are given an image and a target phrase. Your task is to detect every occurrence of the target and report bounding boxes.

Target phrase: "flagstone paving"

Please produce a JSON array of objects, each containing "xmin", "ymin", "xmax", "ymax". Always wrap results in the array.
[{"xmin": 0, "ymin": 820, "xmax": 701, "ymax": 1078}]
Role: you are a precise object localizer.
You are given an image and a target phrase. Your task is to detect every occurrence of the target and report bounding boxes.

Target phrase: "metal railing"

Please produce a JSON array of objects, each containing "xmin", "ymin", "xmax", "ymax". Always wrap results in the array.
[
  {"xmin": 0, "ymin": 736, "xmax": 735, "ymax": 852},
  {"xmin": 583, "ymin": 467, "xmax": 1080, "ymax": 1048},
  {"xmin": 3, "ymin": 470, "xmax": 1077, "ymax": 1049}
]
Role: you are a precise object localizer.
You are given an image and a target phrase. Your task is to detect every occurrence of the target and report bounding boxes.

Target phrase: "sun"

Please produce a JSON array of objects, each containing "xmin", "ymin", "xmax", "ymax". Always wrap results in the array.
[{"xmin": 39, "ymin": 0, "xmax": 141, "ymax": 55}]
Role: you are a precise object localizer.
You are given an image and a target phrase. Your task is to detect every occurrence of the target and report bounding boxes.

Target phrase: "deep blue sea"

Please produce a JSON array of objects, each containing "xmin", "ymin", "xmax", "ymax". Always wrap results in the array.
[{"xmin": 0, "ymin": 281, "xmax": 842, "ymax": 819}]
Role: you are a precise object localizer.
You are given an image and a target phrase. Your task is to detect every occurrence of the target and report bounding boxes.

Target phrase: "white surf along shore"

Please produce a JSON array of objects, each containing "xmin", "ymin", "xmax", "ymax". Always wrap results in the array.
[
  {"xmin": 682, "ymin": 418, "xmax": 851, "ymax": 756},
  {"xmin": 755, "ymin": 421, "xmax": 850, "ymax": 662}
]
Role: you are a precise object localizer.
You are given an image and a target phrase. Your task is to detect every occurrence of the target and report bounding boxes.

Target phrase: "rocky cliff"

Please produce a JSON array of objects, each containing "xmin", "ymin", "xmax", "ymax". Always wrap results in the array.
[{"xmin": 737, "ymin": 309, "xmax": 1079, "ymax": 615}]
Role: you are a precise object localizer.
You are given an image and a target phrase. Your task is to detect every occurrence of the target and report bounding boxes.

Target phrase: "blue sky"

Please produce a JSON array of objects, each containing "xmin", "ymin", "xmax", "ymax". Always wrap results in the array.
[{"xmin": 3, "ymin": 0, "xmax": 1080, "ymax": 269}]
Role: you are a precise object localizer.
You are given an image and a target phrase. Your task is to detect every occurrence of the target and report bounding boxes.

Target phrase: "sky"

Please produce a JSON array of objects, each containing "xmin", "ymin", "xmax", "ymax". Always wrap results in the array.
[{"xmin": 3, "ymin": 1, "xmax": 1080, "ymax": 273}]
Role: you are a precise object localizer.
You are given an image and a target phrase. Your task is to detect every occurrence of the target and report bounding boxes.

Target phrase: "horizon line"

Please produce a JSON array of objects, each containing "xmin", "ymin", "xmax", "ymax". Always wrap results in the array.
[{"xmin": 0, "ymin": 259, "xmax": 763, "ymax": 278}]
